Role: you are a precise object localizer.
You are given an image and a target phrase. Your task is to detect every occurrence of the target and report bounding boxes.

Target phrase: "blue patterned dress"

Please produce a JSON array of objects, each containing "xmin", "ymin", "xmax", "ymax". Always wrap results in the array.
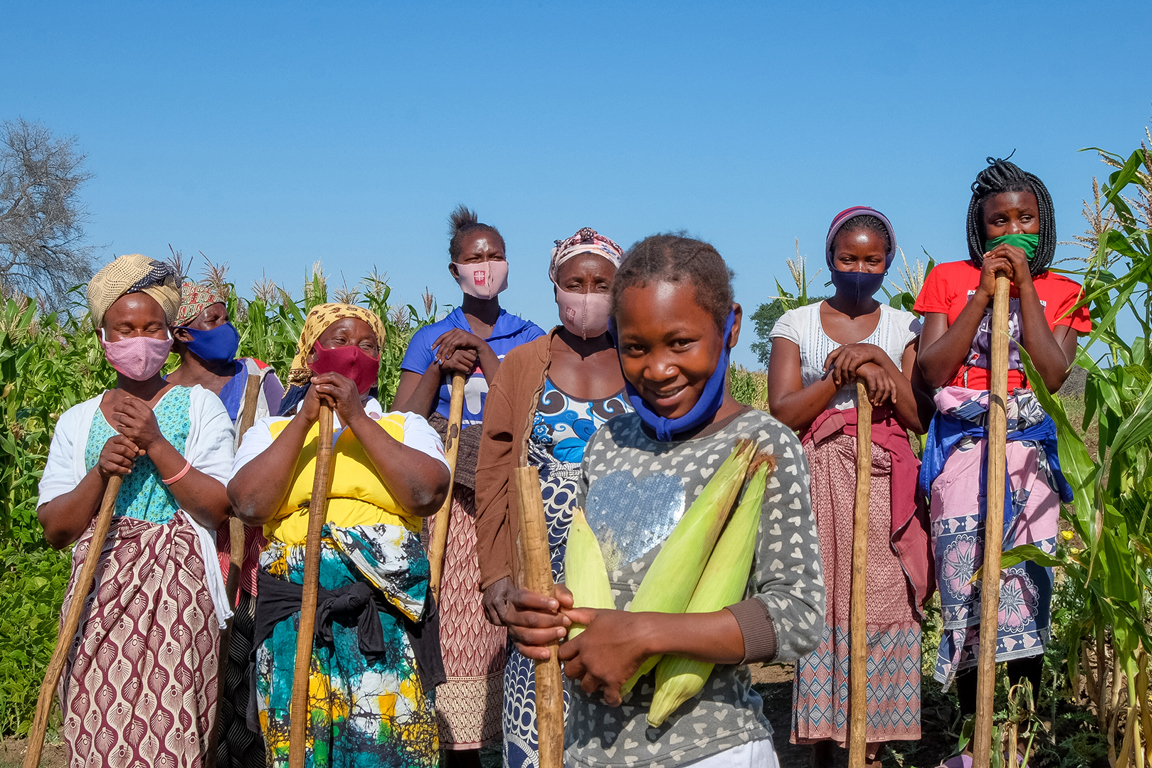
[{"xmin": 502, "ymin": 380, "xmax": 630, "ymax": 768}]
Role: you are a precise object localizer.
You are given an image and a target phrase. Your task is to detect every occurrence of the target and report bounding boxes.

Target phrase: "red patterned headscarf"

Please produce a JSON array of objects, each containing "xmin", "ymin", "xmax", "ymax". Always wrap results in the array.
[
  {"xmin": 175, "ymin": 279, "xmax": 227, "ymax": 326},
  {"xmin": 548, "ymin": 227, "xmax": 625, "ymax": 283}
]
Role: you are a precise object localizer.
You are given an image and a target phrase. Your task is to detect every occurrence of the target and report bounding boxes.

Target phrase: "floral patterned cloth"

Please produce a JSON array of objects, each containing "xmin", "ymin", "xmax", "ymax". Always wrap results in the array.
[
  {"xmin": 926, "ymin": 387, "xmax": 1063, "ymax": 689},
  {"xmin": 503, "ymin": 380, "xmax": 629, "ymax": 768},
  {"xmin": 255, "ymin": 525, "xmax": 438, "ymax": 768}
]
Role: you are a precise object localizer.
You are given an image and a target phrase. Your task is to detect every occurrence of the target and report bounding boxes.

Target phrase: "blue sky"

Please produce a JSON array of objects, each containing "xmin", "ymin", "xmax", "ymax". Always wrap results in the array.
[{"xmin": 5, "ymin": 1, "xmax": 1149, "ymax": 367}]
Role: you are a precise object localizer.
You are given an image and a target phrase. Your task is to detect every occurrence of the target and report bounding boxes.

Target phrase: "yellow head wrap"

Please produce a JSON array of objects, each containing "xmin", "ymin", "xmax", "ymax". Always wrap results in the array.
[
  {"xmin": 86, "ymin": 254, "xmax": 181, "ymax": 328},
  {"xmin": 287, "ymin": 303, "xmax": 388, "ymax": 386}
]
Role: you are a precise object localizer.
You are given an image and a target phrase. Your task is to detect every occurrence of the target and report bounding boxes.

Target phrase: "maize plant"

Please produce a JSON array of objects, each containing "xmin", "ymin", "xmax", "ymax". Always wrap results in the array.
[{"xmin": 1007, "ymin": 120, "xmax": 1152, "ymax": 767}]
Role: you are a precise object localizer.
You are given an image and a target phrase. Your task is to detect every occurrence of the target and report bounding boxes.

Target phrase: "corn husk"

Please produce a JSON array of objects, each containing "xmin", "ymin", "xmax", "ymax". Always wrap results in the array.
[
  {"xmin": 648, "ymin": 453, "xmax": 775, "ymax": 726},
  {"xmin": 564, "ymin": 508, "xmax": 615, "ymax": 639},
  {"xmin": 620, "ymin": 440, "xmax": 755, "ymax": 697}
]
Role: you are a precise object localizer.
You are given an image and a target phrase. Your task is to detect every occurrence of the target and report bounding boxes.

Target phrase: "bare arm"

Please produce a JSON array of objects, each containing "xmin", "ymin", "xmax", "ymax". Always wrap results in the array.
[
  {"xmin": 228, "ymin": 411, "xmax": 312, "ymax": 528},
  {"xmin": 766, "ymin": 337, "xmax": 841, "ymax": 430},
  {"xmin": 392, "ymin": 367, "xmax": 440, "ymax": 418},
  {"xmin": 38, "ymin": 434, "xmax": 137, "ymax": 549}
]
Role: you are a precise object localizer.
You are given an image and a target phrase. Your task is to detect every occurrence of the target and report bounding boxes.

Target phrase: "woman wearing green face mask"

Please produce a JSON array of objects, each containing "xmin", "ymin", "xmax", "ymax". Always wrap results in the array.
[{"xmin": 914, "ymin": 158, "xmax": 1091, "ymax": 765}]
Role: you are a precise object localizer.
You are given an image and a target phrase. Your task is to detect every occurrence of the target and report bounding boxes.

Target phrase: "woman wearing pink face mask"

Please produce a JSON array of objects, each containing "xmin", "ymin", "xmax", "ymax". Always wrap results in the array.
[
  {"xmin": 37, "ymin": 254, "xmax": 236, "ymax": 767},
  {"xmin": 474, "ymin": 227, "xmax": 632, "ymax": 768},
  {"xmin": 394, "ymin": 206, "xmax": 544, "ymax": 764},
  {"xmin": 228, "ymin": 303, "xmax": 451, "ymax": 768}
]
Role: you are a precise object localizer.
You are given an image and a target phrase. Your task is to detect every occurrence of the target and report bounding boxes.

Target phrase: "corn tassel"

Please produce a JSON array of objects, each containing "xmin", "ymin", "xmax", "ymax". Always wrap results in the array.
[
  {"xmin": 564, "ymin": 508, "xmax": 615, "ymax": 639},
  {"xmin": 620, "ymin": 440, "xmax": 755, "ymax": 697},
  {"xmin": 646, "ymin": 454, "xmax": 774, "ymax": 726}
]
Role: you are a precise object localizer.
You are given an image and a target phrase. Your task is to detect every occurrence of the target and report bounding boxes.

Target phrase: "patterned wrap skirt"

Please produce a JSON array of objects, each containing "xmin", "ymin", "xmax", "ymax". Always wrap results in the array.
[
  {"xmin": 58, "ymin": 514, "xmax": 220, "ymax": 768},
  {"xmin": 255, "ymin": 525, "xmax": 439, "ymax": 768},
  {"xmin": 929, "ymin": 388, "xmax": 1060, "ymax": 689},
  {"xmin": 426, "ymin": 487, "xmax": 508, "ymax": 749},
  {"xmin": 792, "ymin": 433, "xmax": 922, "ymax": 746}
]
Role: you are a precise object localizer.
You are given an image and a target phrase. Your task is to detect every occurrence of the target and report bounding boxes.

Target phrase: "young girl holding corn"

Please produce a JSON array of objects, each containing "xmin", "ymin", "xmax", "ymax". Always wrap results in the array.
[{"xmin": 503, "ymin": 234, "xmax": 825, "ymax": 768}]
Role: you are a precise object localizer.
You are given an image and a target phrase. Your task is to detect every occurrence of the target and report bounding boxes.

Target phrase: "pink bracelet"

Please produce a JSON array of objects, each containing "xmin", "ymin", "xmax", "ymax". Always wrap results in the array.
[{"xmin": 162, "ymin": 460, "xmax": 192, "ymax": 486}]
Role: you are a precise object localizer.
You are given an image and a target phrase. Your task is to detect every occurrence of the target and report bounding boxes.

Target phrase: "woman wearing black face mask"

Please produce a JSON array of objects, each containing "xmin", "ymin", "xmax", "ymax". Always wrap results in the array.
[
  {"xmin": 168, "ymin": 278, "xmax": 285, "ymax": 768},
  {"xmin": 768, "ymin": 208, "xmax": 933, "ymax": 768}
]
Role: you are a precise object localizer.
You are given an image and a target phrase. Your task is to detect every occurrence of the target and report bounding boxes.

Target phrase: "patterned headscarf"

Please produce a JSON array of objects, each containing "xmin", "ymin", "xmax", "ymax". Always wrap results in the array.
[
  {"xmin": 86, "ymin": 254, "xmax": 181, "ymax": 328},
  {"xmin": 286, "ymin": 303, "xmax": 388, "ymax": 386},
  {"xmin": 175, "ymin": 279, "xmax": 227, "ymax": 326},
  {"xmin": 548, "ymin": 227, "xmax": 625, "ymax": 283}
]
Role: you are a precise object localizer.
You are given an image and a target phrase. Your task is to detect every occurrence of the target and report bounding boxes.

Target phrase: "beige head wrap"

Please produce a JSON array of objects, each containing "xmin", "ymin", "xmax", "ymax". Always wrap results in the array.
[
  {"xmin": 86, "ymin": 254, "xmax": 181, "ymax": 328},
  {"xmin": 286, "ymin": 303, "xmax": 389, "ymax": 385}
]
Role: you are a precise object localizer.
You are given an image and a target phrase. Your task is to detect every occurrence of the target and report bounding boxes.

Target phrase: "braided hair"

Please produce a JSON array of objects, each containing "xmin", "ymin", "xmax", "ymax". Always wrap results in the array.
[
  {"xmin": 611, "ymin": 233, "xmax": 734, "ymax": 331},
  {"xmin": 966, "ymin": 157, "xmax": 1056, "ymax": 275},
  {"xmin": 448, "ymin": 204, "xmax": 503, "ymax": 261},
  {"xmin": 832, "ymin": 215, "xmax": 892, "ymax": 258}
]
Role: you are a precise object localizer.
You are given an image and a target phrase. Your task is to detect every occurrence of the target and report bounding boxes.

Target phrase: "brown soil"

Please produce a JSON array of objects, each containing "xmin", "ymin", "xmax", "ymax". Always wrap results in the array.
[{"xmin": 1, "ymin": 737, "xmax": 68, "ymax": 768}]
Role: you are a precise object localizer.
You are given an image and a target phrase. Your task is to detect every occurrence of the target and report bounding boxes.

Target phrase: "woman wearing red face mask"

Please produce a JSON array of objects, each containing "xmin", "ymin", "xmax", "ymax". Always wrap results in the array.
[
  {"xmin": 473, "ymin": 227, "xmax": 632, "ymax": 768},
  {"xmin": 393, "ymin": 206, "xmax": 544, "ymax": 763},
  {"xmin": 38, "ymin": 254, "xmax": 235, "ymax": 767},
  {"xmin": 228, "ymin": 303, "xmax": 451, "ymax": 768},
  {"xmin": 168, "ymin": 277, "xmax": 285, "ymax": 768}
]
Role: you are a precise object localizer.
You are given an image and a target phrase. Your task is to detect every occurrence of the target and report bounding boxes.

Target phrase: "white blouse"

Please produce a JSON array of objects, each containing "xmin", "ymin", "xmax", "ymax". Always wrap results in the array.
[
  {"xmin": 38, "ymin": 385, "xmax": 235, "ymax": 626},
  {"xmin": 770, "ymin": 302, "xmax": 922, "ymax": 410}
]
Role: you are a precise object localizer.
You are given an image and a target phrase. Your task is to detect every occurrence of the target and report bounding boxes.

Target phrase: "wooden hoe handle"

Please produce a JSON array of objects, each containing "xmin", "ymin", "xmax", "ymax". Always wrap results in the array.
[
  {"xmin": 289, "ymin": 405, "xmax": 336, "ymax": 768},
  {"xmin": 515, "ymin": 465, "xmax": 564, "ymax": 768},
  {"xmin": 973, "ymin": 274, "xmax": 1012, "ymax": 767},
  {"xmin": 428, "ymin": 372, "xmax": 466, "ymax": 602},
  {"xmin": 849, "ymin": 381, "xmax": 873, "ymax": 768},
  {"xmin": 24, "ymin": 476, "xmax": 123, "ymax": 768}
]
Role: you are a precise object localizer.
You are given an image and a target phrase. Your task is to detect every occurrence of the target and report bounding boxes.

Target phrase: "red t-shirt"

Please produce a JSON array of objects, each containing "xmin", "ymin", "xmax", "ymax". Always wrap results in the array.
[{"xmin": 913, "ymin": 260, "xmax": 1092, "ymax": 390}]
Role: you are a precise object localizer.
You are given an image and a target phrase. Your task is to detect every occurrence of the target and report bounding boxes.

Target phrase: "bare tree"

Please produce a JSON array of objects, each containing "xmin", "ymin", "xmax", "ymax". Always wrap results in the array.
[{"xmin": 0, "ymin": 119, "xmax": 96, "ymax": 309}]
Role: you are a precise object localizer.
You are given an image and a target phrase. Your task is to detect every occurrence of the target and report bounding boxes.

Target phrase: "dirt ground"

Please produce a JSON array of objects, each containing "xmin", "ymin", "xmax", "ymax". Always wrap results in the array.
[{"xmin": 1, "ymin": 737, "xmax": 67, "ymax": 768}]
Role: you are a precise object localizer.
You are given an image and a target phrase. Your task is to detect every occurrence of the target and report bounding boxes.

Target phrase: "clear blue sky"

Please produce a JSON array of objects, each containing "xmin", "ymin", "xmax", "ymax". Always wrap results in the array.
[{"xmin": 5, "ymin": 1, "xmax": 1149, "ymax": 367}]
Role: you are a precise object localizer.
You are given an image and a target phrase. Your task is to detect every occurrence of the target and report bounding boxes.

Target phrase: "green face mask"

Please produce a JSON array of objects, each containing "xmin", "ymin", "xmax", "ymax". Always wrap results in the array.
[{"xmin": 985, "ymin": 233, "xmax": 1039, "ymax": 261}]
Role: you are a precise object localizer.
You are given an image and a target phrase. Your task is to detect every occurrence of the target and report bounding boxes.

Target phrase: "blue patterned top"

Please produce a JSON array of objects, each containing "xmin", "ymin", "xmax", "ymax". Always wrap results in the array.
[
  {"xmin": 83, "ymin": 387, "xmax": 192, "ymax": 524},
  {"xmin": 530, "ymin": 379, "xmax": 629, "ymax": 464}
]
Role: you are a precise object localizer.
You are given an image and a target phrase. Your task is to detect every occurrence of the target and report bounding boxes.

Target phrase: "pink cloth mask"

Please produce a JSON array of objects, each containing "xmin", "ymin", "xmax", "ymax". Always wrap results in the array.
[
  {"xmin": 99, "ymin": 329, "xmax": 173, "ymax": 381},
  {"xmin": 309, "ymin": 342, "xmax": 380, "ymax": 395},
  {"xmin": 556, "ymin": 289, "xmax": 612, "ymax": 340},
  {"xmin": 454, "ymin": 260, "xmax": 509, "ymax": 300}
]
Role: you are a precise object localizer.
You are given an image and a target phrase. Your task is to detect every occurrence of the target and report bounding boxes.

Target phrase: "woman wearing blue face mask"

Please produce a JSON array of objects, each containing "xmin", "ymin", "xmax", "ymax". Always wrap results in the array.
[
  {"xmin": 168, "ymin": 277, "xmax": 285, "ymax": 768},
  {"xmin": 768, "ymin": 208, "xmax": 933, "ymax": 768}
]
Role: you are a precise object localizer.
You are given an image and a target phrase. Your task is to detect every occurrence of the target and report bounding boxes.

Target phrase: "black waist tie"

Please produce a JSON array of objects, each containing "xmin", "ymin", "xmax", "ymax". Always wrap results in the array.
[{"xmin": 247, "ymin": 570, "xmax": 445, "ymax": 731}]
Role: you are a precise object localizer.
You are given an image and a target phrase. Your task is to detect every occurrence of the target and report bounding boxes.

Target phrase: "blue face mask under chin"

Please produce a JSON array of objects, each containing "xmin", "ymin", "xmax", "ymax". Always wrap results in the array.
[
  {"xmin": 623, "ymin": 309, "xmax": 736, "ymax": 442},
  {"xmin": 829, "ymin": 268, "xmax": 886, "ymax": 304},
  {"xmin": 179, "ymin": 321, "xmax": 240, "ymax": 364}
]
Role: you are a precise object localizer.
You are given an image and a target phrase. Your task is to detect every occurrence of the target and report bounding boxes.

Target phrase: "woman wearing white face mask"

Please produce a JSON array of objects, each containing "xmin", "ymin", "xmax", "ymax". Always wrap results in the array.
[
  {"xmin": 37, "ymin": 254, "xmax": 235, "ymax": 767},
  {"xmin": 474, "ymin": 227, "xmax": 632, "ymax": 768},
  {"xmin": 394, "ymin": 206, "xmax": 545, "ymax": 765}
]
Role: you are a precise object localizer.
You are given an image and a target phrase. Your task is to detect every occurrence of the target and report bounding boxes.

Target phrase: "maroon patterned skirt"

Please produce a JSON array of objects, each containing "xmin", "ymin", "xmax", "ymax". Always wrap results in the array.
[{"xmin": 59, "ymin": 514, "xmax": 220, "ymax": 767}]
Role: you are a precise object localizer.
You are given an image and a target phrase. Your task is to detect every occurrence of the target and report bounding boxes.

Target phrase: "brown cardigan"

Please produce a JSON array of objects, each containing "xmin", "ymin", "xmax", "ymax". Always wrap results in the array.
[{"xmin": 474, "ymin": 330, "xmax": 557, "ymax": 590}]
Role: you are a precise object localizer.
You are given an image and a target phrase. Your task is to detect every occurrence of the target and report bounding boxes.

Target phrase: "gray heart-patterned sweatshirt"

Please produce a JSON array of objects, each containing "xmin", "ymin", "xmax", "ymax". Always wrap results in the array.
[{"xmin": 567, "ymin": 408, "xmax": 825, "ymax": 768}]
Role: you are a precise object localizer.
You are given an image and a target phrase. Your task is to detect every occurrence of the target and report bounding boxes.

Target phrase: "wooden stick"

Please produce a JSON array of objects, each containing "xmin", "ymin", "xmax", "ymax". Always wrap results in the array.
[
  {"xmin": 973, "ymin": 274, "xmax": 1011, "ymax": 767},
  {"xmin": 24, "ymin": 477, "xmax": 122, "ymax": 768},
  {"xmin": 288, "ymin": 405, "xmax": 336, "ymax": 768},
  {"xmin": 428, "ymin": 372, "xmax": 466, "ymax": 602},
  {"xmin": 515, "ymin": 465, "xmax": 563, "ymax": 768},
  {"xmin": 206, "ymin": 373, "xmax": 264, "ymax": 768},
  {"xmin": 849, "ymin": 380, "xmax": 873, "ymax": 768}
]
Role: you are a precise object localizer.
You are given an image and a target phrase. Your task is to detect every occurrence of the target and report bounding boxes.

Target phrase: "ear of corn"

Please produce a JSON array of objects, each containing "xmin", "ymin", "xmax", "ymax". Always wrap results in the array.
[
  {"xmin": 564, "ymin": 508, "xmax": 615, "ymax": 639},
  {"xmin": 619, "ymin": 440, "xmax": 756, "ymax": 697},
  {"xmin": 647, "ymin": 453, "xmax": 774, "ymax": 727}
]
